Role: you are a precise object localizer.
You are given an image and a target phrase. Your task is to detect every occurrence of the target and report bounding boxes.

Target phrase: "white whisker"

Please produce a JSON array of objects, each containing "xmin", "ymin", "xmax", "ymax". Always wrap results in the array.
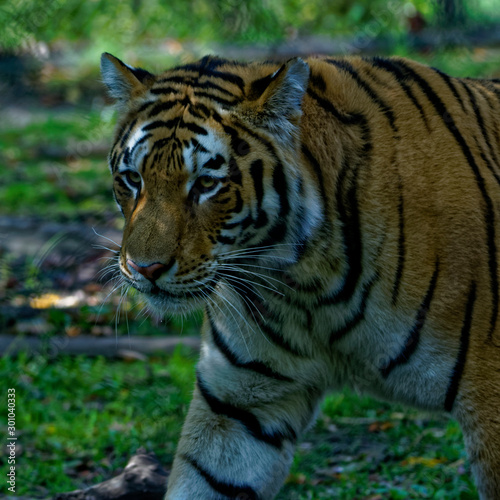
[
  {"xmin": 217, "ymin": 277, "xmax": 273, "ymax": 347},
  {"xmin": 217, "ymin": 271, "xmax": 272, "ymax": 298},
  {"xmin": 195, "ymin": 280, "xmax": 255, "ymax": 354},
  {"xmin": 217, "ymin": 265, "xmax": 291, "ymax": 293},
  {"xmin": 216, "ymin": 242, "xmax": 296, "ymax": 257},
  {"xmin": 92, "ymin": 228, "xmax": 122, "ymax": 249},
  {"xmin": 92, "ymin": 244, "xmax": 120, "ymax": 254}
]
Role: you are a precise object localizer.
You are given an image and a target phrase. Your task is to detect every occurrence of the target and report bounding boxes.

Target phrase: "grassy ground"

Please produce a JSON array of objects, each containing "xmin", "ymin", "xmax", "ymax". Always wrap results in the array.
[
  {"xmin": 2, "ymin": 48, "xmax": 499, "ymax": 498},
  {"xmin": 1, "ymin": 351, "xmax": 475, "ymax": 498}
]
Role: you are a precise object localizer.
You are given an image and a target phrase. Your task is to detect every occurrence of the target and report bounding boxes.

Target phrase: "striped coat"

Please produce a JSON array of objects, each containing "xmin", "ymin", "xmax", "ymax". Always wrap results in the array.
[{"xmin": 100, "ymin": 53, "xmax": 500, "ymax": 499}]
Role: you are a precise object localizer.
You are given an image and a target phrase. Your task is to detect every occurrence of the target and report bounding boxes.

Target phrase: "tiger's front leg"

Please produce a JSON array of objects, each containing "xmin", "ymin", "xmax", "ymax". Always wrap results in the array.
[{"xmin": 165, "ymin": 327, "xmax": 324, "ymax": 499}]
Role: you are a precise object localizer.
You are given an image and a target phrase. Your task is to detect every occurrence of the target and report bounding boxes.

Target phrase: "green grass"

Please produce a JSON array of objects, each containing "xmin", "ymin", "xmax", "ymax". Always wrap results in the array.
[
  {"xmin": 0, "ymin": 350, "xmax": 476, "ymax": 498},
  {"xmin": 0, "ymin": 348, "xmax": 197, "ymax": 496}
]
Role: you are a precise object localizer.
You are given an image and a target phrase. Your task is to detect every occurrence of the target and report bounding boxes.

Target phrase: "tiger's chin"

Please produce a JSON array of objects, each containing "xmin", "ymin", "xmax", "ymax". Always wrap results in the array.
[
  {"xmin": 140, "ymin": 283, "xmax": 211, "ymax": 315},
  {"xmin": 141, "ymin": 291, "xmax": 202, "ymax": 315}
]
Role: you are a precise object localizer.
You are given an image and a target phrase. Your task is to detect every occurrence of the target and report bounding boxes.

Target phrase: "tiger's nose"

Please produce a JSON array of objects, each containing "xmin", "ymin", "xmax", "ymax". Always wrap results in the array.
[{"xmin": 127, "ymin": 259, "xmax": 174, "ymax": 283}]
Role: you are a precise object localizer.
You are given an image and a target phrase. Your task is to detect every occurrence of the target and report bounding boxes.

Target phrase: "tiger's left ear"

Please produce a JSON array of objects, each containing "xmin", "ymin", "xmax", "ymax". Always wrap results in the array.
[
  {"xmin": 241, "ymin": 58, "xmax": 310, "ymax": 143},
  {"xmin": 100, "ymin": 53, "xmax": 155, "ymax": 105}
]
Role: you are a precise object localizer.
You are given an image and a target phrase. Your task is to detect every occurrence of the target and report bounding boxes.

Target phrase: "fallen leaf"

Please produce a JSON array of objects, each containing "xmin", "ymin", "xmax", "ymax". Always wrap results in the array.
[
  {"xmin": 369, "ymin": 421, "xmax": 395, "ymax": 432},
  {"xmin": 66, "ymin": 325, "xmax": 81, "ymax": 337},
  {"xmin": 30, "ymin": 293, "xmax": 61, "ymax": 309},
  {"xmin": 286, "ymin": 473, "xmax": 307, "ymax": 485},
  {"xmin": 401, "ymin": 456, "xmax": 447, "ymax": 467}
]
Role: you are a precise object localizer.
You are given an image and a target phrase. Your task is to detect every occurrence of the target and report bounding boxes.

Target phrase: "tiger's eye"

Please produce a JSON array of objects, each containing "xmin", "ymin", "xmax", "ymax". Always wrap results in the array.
[
  {"xmin": 199, "ymin": 177, "xmax": 217, "ymax": 189},
  {"xmin": 125, "ymin": 170, "xmax": 142, "ymax": 186}
]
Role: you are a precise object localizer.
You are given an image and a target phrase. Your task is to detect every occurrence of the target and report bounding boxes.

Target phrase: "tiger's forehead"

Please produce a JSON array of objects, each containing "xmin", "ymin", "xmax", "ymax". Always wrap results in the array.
[
  {"xmin": 151, "ymin": 60, "xmax": 246, "ymax": 106},
  {"xmin": 113, "ymin": 100, "xmax": 228, "ymax": 175},
  {"xmin": 110, "ymin": 56, "xmax": 265, "ymax": 175}
]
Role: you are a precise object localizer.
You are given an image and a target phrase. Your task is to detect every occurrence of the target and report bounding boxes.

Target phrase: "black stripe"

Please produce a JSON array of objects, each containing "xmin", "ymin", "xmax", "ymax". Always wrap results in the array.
[
  {"xmin": 193, "ymin": 102, "xmax": 213, "ymax": 119},
  {"xmin": 119, "ymin": 118, "xmax": 137, "ymax": 148},
  {"xmin": 214, "ymin": 184, "xmax": 231, "ymax": 197},
  {"xmin": 143, "ymin": 118, "xmax": 208, "ymax": 137},
  {"xmin": 301, "ymin": 144, "xmax": 328, "ymax": 214},
  {"xmin": 237, "ymin": 284, "xmax": 306, "ymax": 357},
  {"xmin": 155, "ymin": 75, "xmax": 193, "ymax": 85},
  {"xmin": 233, "ymin": 119, "xmax": 278, "ymax": 157},
  {"xmin": 134, "ymin": 100, "xmax": 156, "ymax": 114},
  {"xmin": 185, "ymin": 105, "xmax": 204, "ymax": 120},
  {"xmin": 231, "ymin": 189, "xmax": 243, "ymax": 214},
  {"xmin": 191, "ymin": 138, "xmax": 208, "ymax": 153},
  {"xmin": 371, "ymin": 57, "xmax": 430, "ymax": 131},
  {"xmin": 197, "ymin": 373, "xmax": 296, "ymax": 449},
  {"xmin": 129, "ymin": 133, "xmax": 152, "ymax": 158},
  {"xmin": 228, "ymin": 157, "xmax": 242, "ymax": 186},
  {"xmin": 182, "ymin": 121, "xmax": 209, "ymax": 136},
  {"xmin": 459, "ymin": 80, "xmax": 500, "ymax": 178},
  {"xmin": 307, "ymin": 87, "xmax": 371, "ymax": 306},
  {"xmin": 392, "ymin": 179, "xmax": 405, "ymax": 305},
  {"xmin": 197, "ymin": 55, "xmax": 243, "ymax": 69},
  {"xmin": 114, "ymin": 176, "xmax": 131, "ymax": 193},
  {"xmin": 307, "ymin": 87, "xmax": 366, "ymax": 127},
  {"xmin": 208, "ymin": 315, "xmax": 293, "ymax": 382},
  {"xmin": 193, "ymin": 91, "xmax": 239, "ymax": 107},
  {"xmin": 254, "ymin": 162, "xmax": 290, "ymax": 247},
  {"xmin": 309, "ymin": 71, "xmax": 326, "ymax": 92},
  {"xmin": 327, "ymin": 59, "xmax": 398, "ymax": 132},
  {"xmin": 250, "ymin": 159, "xmax": 268, "ymax": 228},
  {"xmin": 175, "ymin": 63, "xmax": 245, "ymax": 91},
  {"xmin": 204, "ymin": 154, "xmax": 225, "ymax": 170},
  {"xmin": 151, "ymin": 138, "xmax": 172, "ymax": 154},
  {"xmin": 381, "ymin": 260, "xmax": 439, "ymax": 378},
  {"xmin": 223, "ymin": 215, "xmax": 252, "ymax": 230},
  {"xmin": 216, "ymin": 235, "xmax": 236, "ymax": 245},
  {"xmin": 206, "ymin": 69, "xmax": 245, "ymax": 92},
  {"xmin": 273, "ymin": 162, "xmax": 290, "ymax": 219},
  {"xmin": 472, "ymin": 83, "xmax": 500, "ymax": 163},
  {"xmin": 122, "ymin": 147, "xmax": 131, "ymax": 166},
  {"xmin": 395, "ymin": 59, "xmax": 499, "ymax": 342},
  {"xmin": 444, "ymin": 281, "xmax": 476, "ymax": 412},
  {"xmin": 250, "ymin": 159, "xmax": 264, "ymax": 206},
  {"xmin": 432, "ymin": 68, "xmax": 467, "ymax": 113},
  {"xmin": 149, "ymin": 86, "xmax": 182, "ymax": 95},
  {"xmin": 143, "ymin": 118, "xmax": 179, "ymax": 131},
  {"xmin": 109, "ymin": 150, "xmax": 118, "ymax": 172},
  {"xmin": 252, "ymin": 162, "xmax": 290, "ymax": 246},
  {"xmin": 322, "ymin": 160, "xmax": 363, "ymax": 305},
  {"xmin": 329, "ymin": 279, "xmax": 375, "ymax": 343},
  {"xmin": 210, "ymin": 111, "xmax": 279, "ymax": 161},
  {"xmin": 182, "ymin": 454, "xmax": 259, "ymax": 500},
  {"xmin": 223, "ymin": 125, "xmax": 250, "ymax": 156},
  {"xmin": 195, "ymin": 80, "xmax": 237, "ymax": 96},
  {"xmin": 146, "ymin": 100, "xmax": 178, "ymax": 118},
  {"xmin": 248, "ymin": 73, "xmax": 274, "ymax": 100}
]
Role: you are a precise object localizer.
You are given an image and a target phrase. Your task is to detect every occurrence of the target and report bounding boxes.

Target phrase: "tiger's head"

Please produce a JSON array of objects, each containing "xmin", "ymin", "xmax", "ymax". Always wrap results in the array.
[{"xmin": 101, "ymin": 53, "xmax": 318, "ymax": 313}]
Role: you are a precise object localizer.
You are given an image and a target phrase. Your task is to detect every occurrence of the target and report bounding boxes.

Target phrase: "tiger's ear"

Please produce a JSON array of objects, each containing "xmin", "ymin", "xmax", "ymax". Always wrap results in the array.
[
  {"xmin": 242, "ymin": 58, "xmax": 310, "ymax": 143},
  {"xmin": 100, "ymin": 53, "xmax": 155, "ymax": 104}
]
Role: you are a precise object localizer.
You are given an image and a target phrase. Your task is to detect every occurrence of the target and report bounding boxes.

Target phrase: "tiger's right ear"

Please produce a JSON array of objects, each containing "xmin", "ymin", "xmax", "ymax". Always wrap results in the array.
[{"xmin": 100, "ymin": 53, "xmax": 155, "ymax": 104}]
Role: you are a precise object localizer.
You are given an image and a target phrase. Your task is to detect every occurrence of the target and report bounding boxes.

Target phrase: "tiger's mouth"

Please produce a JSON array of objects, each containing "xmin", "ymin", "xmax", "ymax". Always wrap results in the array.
[{"xmin": 130, "ymin": 277, "xmax": 218, "ymax": 313}]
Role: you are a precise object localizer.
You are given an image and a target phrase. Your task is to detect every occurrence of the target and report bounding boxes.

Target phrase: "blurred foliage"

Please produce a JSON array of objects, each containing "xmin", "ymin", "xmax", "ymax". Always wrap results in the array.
[
  {"xmin": 0, "ymin": 109, "xmax": 113, "ymax": 220},
  {"xmin": 1, "ymin": 0, "xmax": 500, "ymax": 52}
]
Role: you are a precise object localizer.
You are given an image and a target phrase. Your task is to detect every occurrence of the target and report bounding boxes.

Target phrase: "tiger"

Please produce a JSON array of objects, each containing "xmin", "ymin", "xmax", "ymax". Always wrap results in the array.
[{"xmin": 100, "ymin": 51, "xmax": 500, "ymax": 499}]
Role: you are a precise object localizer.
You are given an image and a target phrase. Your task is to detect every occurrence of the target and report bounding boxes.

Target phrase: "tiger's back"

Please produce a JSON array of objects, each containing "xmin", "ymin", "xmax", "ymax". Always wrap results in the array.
[{"xmin": 100, "ymin": 53, "xmax": 500, "ymax": 499}]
